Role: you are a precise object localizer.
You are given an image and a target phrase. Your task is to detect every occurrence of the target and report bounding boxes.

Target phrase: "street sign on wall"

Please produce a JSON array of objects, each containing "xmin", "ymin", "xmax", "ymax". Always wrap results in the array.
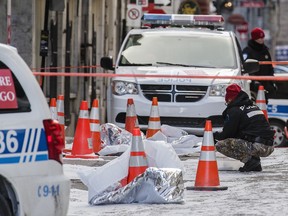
[{"xmin": 126, "ymin": 4, "xmax": 142, "ymax": 28}]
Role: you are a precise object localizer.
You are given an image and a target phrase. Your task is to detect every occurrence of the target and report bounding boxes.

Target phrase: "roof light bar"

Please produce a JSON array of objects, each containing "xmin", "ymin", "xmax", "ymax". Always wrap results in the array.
[{"xmin": 141, "ymin": 14, "xmax": 224, "ymax": 29}]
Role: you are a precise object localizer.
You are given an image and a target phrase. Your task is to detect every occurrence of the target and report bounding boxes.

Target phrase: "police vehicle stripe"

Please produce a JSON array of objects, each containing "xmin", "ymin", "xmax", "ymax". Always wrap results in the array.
[
  {"xmin": 267, "ymin": 104, "xmax": 288, "ymax": 118},
  {"xmin": 22, "ymin": 129, "xmax": 31, "ymax": 163},
  {"xmin": 20, "ymin": 129, "xmax": 30, "ymax": 163},
  {"xmin": 26, "ymin": 128, "xmax": 36, "ymax": 162},
  {"xmin": 247, "ymin": 110, "xmax": 264, "ymax": 118},
  {"xmin": 28, "ymin": 128, "xmax": 48, "ymax": 163},
  {"xmin": 268, "ymin": 113, "xmax": 288, "ymax": 118},
  {"xmin": 0, "ymin": 153, "xmax": 22, "ymax": 163},
  {"xmin": 31, "ymin": 128, "xmax": 41, "ymax": 162},
  {"xmin": 0, "ymin": 128, "xmax": 48, "ymax": 164},
  {"xmin": 36, "ymin": 153, "xmax": 49, "ymax": 161}
]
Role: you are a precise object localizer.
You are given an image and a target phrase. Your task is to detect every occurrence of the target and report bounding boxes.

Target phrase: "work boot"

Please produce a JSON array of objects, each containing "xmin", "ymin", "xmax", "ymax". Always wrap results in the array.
[{"xmin": 239, "ymin": 156, "xmax": 262, "ymax": 172}]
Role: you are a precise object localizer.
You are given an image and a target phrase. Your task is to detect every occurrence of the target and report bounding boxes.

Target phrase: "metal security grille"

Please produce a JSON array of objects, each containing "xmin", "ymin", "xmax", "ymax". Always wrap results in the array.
[{"xmin": 140, "ymin": 84, "xmax": 208, "ymax": 102}]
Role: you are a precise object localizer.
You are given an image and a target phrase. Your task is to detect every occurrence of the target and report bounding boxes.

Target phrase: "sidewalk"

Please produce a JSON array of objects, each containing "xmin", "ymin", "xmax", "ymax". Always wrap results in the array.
[{"xmin": 65, "ymin": 147, "xmax": 288, "ymax": 216}]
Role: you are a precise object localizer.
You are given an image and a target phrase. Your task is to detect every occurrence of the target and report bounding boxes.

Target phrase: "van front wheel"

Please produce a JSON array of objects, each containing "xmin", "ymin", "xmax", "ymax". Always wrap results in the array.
[{"xmin": 270, "ymin": 120, "xmax": 288, "ymax": 147}]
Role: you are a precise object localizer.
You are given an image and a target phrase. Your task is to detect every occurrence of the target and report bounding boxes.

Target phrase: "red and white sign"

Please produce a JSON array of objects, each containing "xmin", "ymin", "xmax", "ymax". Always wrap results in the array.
[
  {"xmin": 0, "ymin": 69, "xmax": 18, "ymax": 109},
  {"xmin": 241, "ymin": 1, "xmax": 265, "ymax": 8},
  {"xmin": 236, "ymin": 21, "xmax": 248, "ymax": 34}
]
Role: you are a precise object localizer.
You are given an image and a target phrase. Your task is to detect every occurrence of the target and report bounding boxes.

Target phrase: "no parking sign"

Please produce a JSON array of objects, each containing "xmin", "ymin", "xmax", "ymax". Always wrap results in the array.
[{"xmin": 127, "ymin": 4, "xmax": 142, "ymax": 28}]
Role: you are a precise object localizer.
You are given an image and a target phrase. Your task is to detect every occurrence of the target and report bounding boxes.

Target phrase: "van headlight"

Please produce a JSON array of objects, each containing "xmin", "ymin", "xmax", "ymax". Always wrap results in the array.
[
  {"xmin": 209, "ymin": 84, "xmax": 227, "ymax": 97},
  {"xmin": 112, "ymin": 81, "xmax": 138, "ymax": 95}
]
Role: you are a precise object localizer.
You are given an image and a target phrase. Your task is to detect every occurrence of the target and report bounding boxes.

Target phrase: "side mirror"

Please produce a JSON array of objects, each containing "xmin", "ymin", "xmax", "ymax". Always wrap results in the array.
[
  {"xmin": 100, "ymin": 56, "xmax": 114, "ymax": 71},
  {"xmin": 243, "ymin": 59, "xmax": 260, "ymax": 74}
]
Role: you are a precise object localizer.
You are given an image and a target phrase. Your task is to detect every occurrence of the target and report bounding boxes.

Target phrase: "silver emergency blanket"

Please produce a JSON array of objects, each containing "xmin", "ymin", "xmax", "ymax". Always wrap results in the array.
[
  {"xmin": 89, "ymin": 167, "xmax": 184, "ymax": 205},
  {"xmin": 99, "ymin": 123, "xmax": 202, "ymax": 156},
  {"xmin": 100, "ymin": 123, "xmax": 132, "ymax": 147},
  {"xmin": 99, "ymin": 123, "xmax": 149, "ymax": 156}
]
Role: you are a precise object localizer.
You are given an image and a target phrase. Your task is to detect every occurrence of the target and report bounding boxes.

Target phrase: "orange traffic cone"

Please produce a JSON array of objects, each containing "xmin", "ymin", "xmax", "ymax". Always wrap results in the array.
[
  {"xmin": 57, "ymin": 95, "xmax": 65, "ymax": 141},
  {"xmin": 127, "ymin": 127, "xmax": 148, "ymax": 184},
  {"xmin": 125, "ymin": 98, "xmax": 139, "ymax": 134},
  {"xmin": 66, "ymin": 101, "xmax": 97, "ymax": 159},
  {"xmin": 49, "ymin": 98, "xmax": 57, "ymax": 120},
  {"xmin": 90, "ymin": 99, "xmax": 101, "ymax": 153},
  {"xmin": 187, "ymin": 120, "xmax": 228, "ymax": 191},
  {"xmin": 146, "ymin": 97, "xmax": 161, "ymax": 138},
  {"xmin": 256, "ymin": 85, "xmax": 268, "ymax": 120}
]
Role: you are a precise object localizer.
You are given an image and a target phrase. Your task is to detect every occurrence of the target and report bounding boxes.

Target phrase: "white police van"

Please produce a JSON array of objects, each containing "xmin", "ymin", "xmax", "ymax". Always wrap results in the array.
[
  {"xmin": 0, "ymin": 44, "xmax": 70, "ymax": 215},
  {"xmin": 101, "ymin": 14, "xmax": 258, "ymax": 135},
  {"xmin": 267, "ymin": 65, "xmax": 288, "ymax": 146}
]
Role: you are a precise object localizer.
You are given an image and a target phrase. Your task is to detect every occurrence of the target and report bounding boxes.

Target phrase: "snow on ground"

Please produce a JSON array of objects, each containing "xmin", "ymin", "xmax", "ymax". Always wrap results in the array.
[{"xmin": 65, "ymin": 147, "xmax": 288, "ymax": 216}]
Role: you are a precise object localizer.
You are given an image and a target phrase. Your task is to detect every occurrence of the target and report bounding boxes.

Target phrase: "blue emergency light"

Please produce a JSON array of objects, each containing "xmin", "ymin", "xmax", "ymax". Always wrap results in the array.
[{"xmin": 141, "ymin": 14, "xmax": 225, "ymax": 29}]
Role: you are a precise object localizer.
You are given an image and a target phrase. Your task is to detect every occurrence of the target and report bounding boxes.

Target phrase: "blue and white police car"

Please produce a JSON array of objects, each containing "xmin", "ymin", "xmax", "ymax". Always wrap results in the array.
[{"xmin": 0, "ymin": 43, "xmax": 70, "ymax": 215}]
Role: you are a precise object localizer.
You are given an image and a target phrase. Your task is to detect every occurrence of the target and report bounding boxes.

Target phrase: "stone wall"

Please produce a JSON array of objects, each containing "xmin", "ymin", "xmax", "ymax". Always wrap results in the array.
[
  {"xmin": 0, "ymin": 0, "xmax": 32, "ymax": 67},
  {"xmin": 277, "ymin": 0, "xmax": 288, "ymax": 45}
]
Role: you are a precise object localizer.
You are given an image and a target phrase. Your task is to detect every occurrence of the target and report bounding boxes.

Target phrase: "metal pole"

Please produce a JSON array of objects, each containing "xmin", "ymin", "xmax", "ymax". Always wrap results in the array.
[
  {"xmin": 40, "ymin": 0, "xmax": 50, "ymax": 91},
  {"xmin": 90, "ymin": 13, "xmax": 97, "ymax": 108},
  {"xmin": 7, "ymin": 0, "xmax": 11, "ymax": 45},
  {"xmin": 65, "ymin": 2, "xmax": 72, "ymax": 126},
  {"xmin": 49, "ymin": 19, "xmax": 57, "ymax": 98}
]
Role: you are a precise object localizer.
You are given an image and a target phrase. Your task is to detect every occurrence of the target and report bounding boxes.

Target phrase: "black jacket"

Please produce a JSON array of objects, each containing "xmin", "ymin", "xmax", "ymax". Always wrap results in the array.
[
  {"xmin": 243, "ymin": 39, "xmax": 274, "ymax": 76},
  {"xmin": 214, "ymin": 90, "xmax": 274, "ymax": 142},
  {"xmin": 242, "ymin": 40, "xmax": 276, "ymax": 95}
]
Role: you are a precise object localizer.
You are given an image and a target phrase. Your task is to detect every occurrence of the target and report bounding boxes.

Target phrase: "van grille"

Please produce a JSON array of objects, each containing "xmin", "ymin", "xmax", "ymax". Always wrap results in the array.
[
  {"xmin": 140, "ymin": 84, "xmax": 208, "ymax": 102},
  {"xmin": 115, "ymin": 113, "xmax": 224, "ymax": 128}
]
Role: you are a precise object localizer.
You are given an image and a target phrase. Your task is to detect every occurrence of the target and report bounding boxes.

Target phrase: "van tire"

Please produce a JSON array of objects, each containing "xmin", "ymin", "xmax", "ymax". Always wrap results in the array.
[
  {"xmin": 270, "ymin": 120, "xmax": 288, "ymax": 147},
  {"xmin": 0, "ymin": 194, "xmax": 13, "ymax": 216}
]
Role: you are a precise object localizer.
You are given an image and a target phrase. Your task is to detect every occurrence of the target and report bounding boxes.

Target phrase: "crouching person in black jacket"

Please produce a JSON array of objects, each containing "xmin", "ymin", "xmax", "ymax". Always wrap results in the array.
[{"xmin": 214, "ymin": 83, "xmax": 274, "ymax": 172}]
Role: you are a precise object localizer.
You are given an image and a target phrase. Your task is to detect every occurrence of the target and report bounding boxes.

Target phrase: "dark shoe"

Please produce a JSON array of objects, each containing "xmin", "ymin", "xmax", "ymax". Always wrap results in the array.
[
  {"xmin": 239, "ymin": 157, "xmax": 262, "ymax": 172},
  {"xmin": 239, "ymin": 163, "xmax": 262, "ymax": 172},
  {"xmin": 251, "ymin": 163, "xmax": 262, "ymax": 171}
]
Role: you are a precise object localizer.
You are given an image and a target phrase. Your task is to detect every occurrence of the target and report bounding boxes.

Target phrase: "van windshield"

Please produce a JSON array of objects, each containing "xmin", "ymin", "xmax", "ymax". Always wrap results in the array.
[{"xmin": 119, "ymin": 33, "xmax": 237, "ymax": 68}]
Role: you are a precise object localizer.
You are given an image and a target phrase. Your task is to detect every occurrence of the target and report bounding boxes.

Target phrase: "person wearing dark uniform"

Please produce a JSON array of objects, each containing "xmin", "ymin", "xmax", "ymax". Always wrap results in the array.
[
  {"xmin": 242, "ymin": 27, "xmax": 277, "ymax": 101},
  {"xmin": 214, "ymin": 83, "xmax": 274, "ymax": 172}
]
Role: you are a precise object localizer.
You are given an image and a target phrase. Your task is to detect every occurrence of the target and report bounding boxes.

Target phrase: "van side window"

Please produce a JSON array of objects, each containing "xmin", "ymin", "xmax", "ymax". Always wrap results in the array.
[{"xmin": 0, "ymin": 61, "xmax": 31, "ymax": 113}]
